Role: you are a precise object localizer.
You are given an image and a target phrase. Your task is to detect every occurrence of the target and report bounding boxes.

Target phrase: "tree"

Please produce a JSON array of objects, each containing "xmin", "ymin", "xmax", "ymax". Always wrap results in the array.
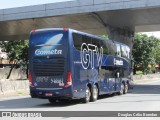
[
  {"xmin": 0, "ymin": 40, "xmax": 29, "ymax": 79},
  {"xmin": 132, "ymin": 33, "xmax": 160, "ymax": 74},
  {"xmin": 153, "ymin": 38, "xmax": 160, "ymax": 64}
]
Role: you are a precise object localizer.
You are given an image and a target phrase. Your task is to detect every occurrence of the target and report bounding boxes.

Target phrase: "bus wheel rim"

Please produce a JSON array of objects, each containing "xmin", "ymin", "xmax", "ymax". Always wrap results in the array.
[
  {"xmin": 86, "ymin": 88, "xmax": 90, "ymax": 101},
  {"xmin": 125, "ymin": 84, "xmax": 128, "ymax": 93},
  {"xmin": 93, "ymin": 86, "xmax": 98, "ymax": 99},
  {"xmin": 121, "ymin": 84, "xmax": 124, "ymax": 93}
]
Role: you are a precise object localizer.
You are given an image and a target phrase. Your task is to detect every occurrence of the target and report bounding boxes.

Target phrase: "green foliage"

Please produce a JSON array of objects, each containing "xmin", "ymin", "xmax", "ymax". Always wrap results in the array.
[
  {"xmin": 136, "ymin": 71, "xmax": 143, "ymax": 75},
  {"xmin": 133, "ymin": 33, "xmax": 160, "ymax": 74},
  {"xmin": 100, "ymin": 35, "xmax": 108, "ymax": 38},
  {"xmin": 0, "ymin": 40, "xmax": 29, "ymax": 69},
  {"xmin": 153, "ymin": 39, "xmax": 160, "ymax": 64}
]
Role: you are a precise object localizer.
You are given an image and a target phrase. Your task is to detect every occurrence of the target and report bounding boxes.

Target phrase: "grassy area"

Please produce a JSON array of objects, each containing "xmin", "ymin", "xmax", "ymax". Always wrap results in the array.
[{"xmin": 135, "ymin": 71, "xmax": 143, "ymax": 75}]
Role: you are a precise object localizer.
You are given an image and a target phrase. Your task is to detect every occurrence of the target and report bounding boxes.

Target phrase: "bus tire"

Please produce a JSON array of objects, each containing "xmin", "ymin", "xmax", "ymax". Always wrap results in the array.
[
  {"xmin": 124, "ymin": 83, "xmax": 128, "ymax": 94},
  {"xmin": 118, "ymin": 82, "xmax": 125, "ymax": 95},
  {"xmin": 90, "ymin": 85, "xmax": 98, "ymax": 102},
  {"xmin": 48, "ymin": 99, "xmax": 57, "ymax": 103},
  {"xmin": 82, "ymin": 86, "xmax": 91, "ymax": 103}
]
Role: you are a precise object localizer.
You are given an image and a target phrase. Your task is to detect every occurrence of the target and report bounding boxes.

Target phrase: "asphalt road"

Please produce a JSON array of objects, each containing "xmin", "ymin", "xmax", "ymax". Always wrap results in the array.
[{"xmin": 0, "ymin": 81, "xmax": 160, "ymax": 112}]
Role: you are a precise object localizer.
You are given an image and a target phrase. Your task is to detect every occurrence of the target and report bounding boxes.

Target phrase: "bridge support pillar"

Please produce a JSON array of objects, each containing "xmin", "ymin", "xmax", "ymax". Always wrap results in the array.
[{"xmin": 106, "ymin": 26, "xmax": 134, "ymax": 50}]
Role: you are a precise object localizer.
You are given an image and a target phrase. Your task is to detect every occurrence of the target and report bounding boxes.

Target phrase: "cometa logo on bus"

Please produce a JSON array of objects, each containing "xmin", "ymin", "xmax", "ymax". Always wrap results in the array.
[
  {"xmin": 114, "ymin": 58, "xmax": 123, "ymax": 65},
  {"xmin": 35, "ymin": 49, "xmax": 62, "ymax": 55}
]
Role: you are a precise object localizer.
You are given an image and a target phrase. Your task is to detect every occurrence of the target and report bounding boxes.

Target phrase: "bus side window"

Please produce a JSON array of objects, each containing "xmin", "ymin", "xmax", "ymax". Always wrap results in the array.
[
  {"xmin": 82, "ymin": 35, "xmax": 92, "ymax": 45},
  {"xmin": 72, "ymin": 33, "xmax": 82, "ymax": 51},
  {"xmin": 107, "ymin": 41, "xmax": 116, "ymax": 56},
  {"xmin": 81, "ymin": 35, "xmax": 92, "ymax": 52},
  {"xmin": 121, "ymin": 45, "xmax": 130, "ymax": 59},
  {"xmin": 92, "ymin": 38, "xmax": 100, "ymax": 48},
  {"xmin": 100, "ymin": 40, "xmax": 109, "ymax": 55},
  {"xmin": 116, "ymin": 44, "xmax": 121, "ymax": 57},
  {"xmin": 121, "ymin": 45, "xmax": 127, "ymax": 58},
  {"xmin": 126, "ymin": 46, "xmax": 130, "ymax": 59},
  {"xmin": 100, "ymin": 66, "xmax": 113, "ymax": 78}
]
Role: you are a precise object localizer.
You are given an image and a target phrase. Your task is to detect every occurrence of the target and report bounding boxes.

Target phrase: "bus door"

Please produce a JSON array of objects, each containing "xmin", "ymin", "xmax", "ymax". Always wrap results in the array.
[
  {"xmin": 114, "ymin": 66, "xmax": 122, "ymax": 91},
  {"xmin": 99, "ymin": 66, "xmax": 109, "ymax": 93},
  {"xmin": 73, "ymin": 51, "xmax": 84, "ymax": 98},
  {"xmin": 114, "ymin": 44, "xmax": 123, "ymax": 91},
  {"xmin": 72, "ymin": 33, "xmax": 84, "ymax": 98},
  {"xmin": 109, "ymin": 63, "xmax": 121, "ymax": 92},
  {"xmin": 102, "ymin": 58, "xmax": 117, "ymax": 93},
  {"xmin": 106, "ymin": 67, "xmax": 115, "ymax": 92}
]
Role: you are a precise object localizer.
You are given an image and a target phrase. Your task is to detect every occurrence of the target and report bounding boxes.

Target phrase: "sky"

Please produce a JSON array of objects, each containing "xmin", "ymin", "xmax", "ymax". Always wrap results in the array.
[
  {"xmin": 142, "ymin": 32, "xmax": 160, "ymax": 38},
  {"xmin": 0, "ymin": 0, "xmax": 72, "ymax": 9}
]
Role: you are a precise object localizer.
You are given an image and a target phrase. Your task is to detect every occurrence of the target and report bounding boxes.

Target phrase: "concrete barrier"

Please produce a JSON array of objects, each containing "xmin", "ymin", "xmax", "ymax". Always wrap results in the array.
[
  {"xmin": 0, "ymin": 67, "xmax": 27, "ymax": 95},
  {"xmin": 0, "ymin": 67, "xmax": 27, "ymax": 80},
  {"xmin": 0, "ymin": 79, "xmax": 29, "ymax": 95}
]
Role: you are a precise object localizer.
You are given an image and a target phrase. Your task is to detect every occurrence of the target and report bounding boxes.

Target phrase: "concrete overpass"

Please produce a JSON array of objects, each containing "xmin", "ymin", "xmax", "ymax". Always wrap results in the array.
[{"xmin": 1, "ymin": 0, "xmax": 160, "ymax": 48}]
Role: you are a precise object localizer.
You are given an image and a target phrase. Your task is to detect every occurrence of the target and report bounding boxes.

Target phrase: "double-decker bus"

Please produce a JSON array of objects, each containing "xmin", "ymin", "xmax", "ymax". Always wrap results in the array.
[{"xmin": 29, "ymin": 28, "xmax": 134, "ymax": 103}]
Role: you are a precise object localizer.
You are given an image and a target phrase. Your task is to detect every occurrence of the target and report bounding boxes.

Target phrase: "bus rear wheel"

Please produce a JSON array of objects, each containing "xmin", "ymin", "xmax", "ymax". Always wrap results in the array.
[
  {"xmin": 91, "ymin": 85, "xmax": 98, "ymax": 102},
  {"xmin": 124, "ymin": 83, "xmax": 128, "ymax": 94},
  {"xmin": 82, "ymin": 86, "xmax": 91, "ymax": 103},
  {"xmin": 118, "ymin": 83, "xmax": 125, "ymax": 95}
]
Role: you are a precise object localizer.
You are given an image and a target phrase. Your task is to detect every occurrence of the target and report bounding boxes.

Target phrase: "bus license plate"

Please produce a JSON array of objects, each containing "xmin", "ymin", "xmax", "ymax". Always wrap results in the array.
[{"xmin": 45, "ymin": 93, "xmax": 53, "ymax": 96}]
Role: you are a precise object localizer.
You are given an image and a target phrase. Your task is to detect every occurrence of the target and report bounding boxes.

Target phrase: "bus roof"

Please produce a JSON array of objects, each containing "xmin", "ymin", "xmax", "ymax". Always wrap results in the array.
[{"xmin": 31, "ymin": 28, "xmax": 129, "ymax": 47}]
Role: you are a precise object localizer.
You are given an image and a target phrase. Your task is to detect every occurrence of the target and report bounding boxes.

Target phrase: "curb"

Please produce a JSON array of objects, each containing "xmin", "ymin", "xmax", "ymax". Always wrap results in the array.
[{"xmin": 134, "ymin": 79, "xmax": 160, "ymax": 84}]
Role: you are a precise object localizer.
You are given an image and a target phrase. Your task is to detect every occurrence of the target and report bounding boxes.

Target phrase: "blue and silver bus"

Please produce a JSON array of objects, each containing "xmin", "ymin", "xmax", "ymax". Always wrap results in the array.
[{"xmin": 29, "ymin": 28, "xmax": 134, "ymax": 103}]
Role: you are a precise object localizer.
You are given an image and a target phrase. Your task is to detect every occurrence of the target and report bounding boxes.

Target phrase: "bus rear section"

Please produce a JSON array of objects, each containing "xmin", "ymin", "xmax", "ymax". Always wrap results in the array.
[{"xmin": 29, "ymin": 28, "xmax": 73, "ymax": 102}]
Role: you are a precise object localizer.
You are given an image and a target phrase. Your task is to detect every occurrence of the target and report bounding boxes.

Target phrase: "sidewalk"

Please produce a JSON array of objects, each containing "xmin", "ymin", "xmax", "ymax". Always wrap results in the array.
[
  {"xmin": 0, "ymin": 90, "xmax": 29, "ymax": 99},
  {"xmin": 134, "ymin": 78, "xmax": 160, "ymax": 84}
]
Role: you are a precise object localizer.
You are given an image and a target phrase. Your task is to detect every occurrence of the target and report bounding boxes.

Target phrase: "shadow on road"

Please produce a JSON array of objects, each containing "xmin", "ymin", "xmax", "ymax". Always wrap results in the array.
[
  {"xmin": 37, "ymin": 99, "xmax": 81, "ymax": 107},
  {"xmin": 0, "ymin": 97, "xmax": 81, "ymax": 109}
]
